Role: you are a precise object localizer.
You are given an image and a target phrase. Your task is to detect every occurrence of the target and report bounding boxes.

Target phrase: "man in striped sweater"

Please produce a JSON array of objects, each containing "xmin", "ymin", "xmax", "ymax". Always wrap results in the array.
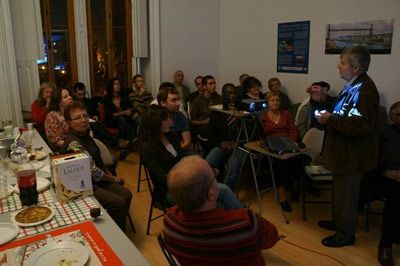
[{"xmin": 163, "ymin": 156, "xmax": 279, "ymax": 266}]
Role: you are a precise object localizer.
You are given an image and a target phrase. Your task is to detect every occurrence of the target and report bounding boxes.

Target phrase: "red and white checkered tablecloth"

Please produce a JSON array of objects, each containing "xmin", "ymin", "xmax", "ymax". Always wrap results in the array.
[
  {"xmin": 0, "ymin": 190, "xmax": 53, "ymax": 214},
  {"xmin": 15, "ymin": 196, "xmax": 98, "ymax": 238}
]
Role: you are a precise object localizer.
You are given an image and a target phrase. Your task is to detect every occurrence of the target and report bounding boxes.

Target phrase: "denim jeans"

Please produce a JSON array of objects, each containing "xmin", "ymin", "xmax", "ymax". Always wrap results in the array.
[
  {"xmin": 106, "ymin": 115, "xmax": 134, "ymax": 140},
  {"xmin": 206, "ymin": 147, "xmax": 245, "ymax": 191}
]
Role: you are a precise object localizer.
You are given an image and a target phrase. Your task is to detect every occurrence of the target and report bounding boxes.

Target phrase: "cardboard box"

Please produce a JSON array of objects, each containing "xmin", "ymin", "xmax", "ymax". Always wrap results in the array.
[{"xmin": 50, "ymin": 151, "xmax": 93, "ymax": 202}]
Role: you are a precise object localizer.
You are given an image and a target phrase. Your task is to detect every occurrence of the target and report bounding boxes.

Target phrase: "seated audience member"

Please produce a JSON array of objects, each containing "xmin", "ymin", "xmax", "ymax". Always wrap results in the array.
[
  {"xmin": 191, "ymin": 75, "xmax": 223, "ymax": 139},
  {"xmin": 268, "ymin": 78, "xmax": 291, "ymax": 110},
  {"xmin": 261, "ymin": 91, "xmax": 302, "ymax": 212},
  {"xmin": 295, "ymin": 81, "xmax": 336, "ymax": 140},
  {"xmin": 103, "ymin": 78, "xmax": 136, "ymax": 160},
  {"xmin": 157, "ymin": 83, "xmax": 191, "ymax": 150},
  {"xmin": 236, "ymin": 73, "xmax": 249, "ymax": 99},
  {"xmin": 128, "ymin": 74, "xmax": 153, "ymax": 124},
  {"xmin": 31, "ymin": 82, "xmax": 55, "ymax": 131},
  {"xmin": 44, "ymin": 87, "xmax": 73, "ymax": 150},
  {"xmin": 191, "ymin": 75, "xmax": 223, "ymax": 124},
  {"xmin": 189, "ymin": 76, "xmax": 203, "ymax": 103},
  {"xmin": 207, "ymin": 83, "xmax": 245, "ymax": 190},
  {"xmin": 377, "ymin": 102, "xmax": 400, "ymax": 266},
  {"xmin": 73, "ymin": 82, "xmax": 117, "ymax": 145},
  {"xmin": 139, "ymin": 105, "xmax": 243, "ymax": 210},
  {"xmin": 242, "ymin": 76, "xmax": 264, "ymax": 100},
  {"xmin": 150, "ymin": 82, "xmax": 186, "ymax": 115},
  {"xmin": 62, "ymin": 101, "xmax": 132, "ymax": 230},
  {"xmin": 172, "ymin": 70, "xmax": 190, "ymax": 110},
  {"xmin": 163, "ymin": 156, "xmax": 279, "ymax": 266}
]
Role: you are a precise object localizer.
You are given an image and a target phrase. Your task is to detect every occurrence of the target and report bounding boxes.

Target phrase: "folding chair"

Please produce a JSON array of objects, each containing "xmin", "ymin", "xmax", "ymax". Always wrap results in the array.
[
  {"xmin": 137, "ymin": 155, "xmax": 150, "ymax": 192},
  {"xmin": 157, "ymin": 235, "xmax": 180, "ymax": 266}
]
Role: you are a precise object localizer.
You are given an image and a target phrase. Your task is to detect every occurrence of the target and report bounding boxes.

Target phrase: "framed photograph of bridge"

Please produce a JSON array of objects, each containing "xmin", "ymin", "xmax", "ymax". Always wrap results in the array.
[{"xmin": 325, "ymin": 19, "xmax": 394, "ymax": 54}]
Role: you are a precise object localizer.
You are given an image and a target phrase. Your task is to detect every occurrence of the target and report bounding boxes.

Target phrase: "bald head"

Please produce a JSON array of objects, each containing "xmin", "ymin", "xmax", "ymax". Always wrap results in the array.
[
  {"xmin": 173, "ymin": 70, "xmax": 184, "ymax": 84},
  {"xmin": 168, "ymin": 156, "xmax": 217, "ymax": 213}
]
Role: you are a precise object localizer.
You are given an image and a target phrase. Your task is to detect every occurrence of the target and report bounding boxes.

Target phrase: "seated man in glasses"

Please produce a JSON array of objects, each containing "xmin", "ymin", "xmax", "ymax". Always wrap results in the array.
[
  {"xmin": 62, "ymin": 100, "xmax": 132, "ymax": 231},
  {"xmin": 163, "ymin": 156, "xmax": 279, "ymax": 266}
]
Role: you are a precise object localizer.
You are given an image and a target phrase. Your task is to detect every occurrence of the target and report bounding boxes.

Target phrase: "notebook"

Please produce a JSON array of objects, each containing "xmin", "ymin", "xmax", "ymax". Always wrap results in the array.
[{"xmin": 254, "ymin": 116, "xmax": 299, "ymax": 154}]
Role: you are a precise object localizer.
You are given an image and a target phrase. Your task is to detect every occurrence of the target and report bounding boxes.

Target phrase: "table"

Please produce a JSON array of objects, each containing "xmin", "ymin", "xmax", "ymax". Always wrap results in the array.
[
  {"xmin": 244, "ymin": 141, "xmax": 310, "ymax": 223},
  {"xmin": 209, "ymin": 105, "xmax": 266, "ymax": 185},
  {"xmin": 0, "ymin": 130, "xmax": 150, "ymax": 265}
]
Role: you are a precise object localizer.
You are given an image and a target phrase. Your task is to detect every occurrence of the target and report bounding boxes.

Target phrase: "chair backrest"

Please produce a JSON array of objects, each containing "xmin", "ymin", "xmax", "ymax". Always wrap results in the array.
[
  {"xmin": 93, "ymin": 138, "xmax": 113, "ymax": 166},
  {"xmin": 157, "ymin": 235, "xmax": 180, "ymax": 266},
  {"xmin": 302, "ymin": 128, "xmax": 324, "ymax": 164},
  {"xmin": 99, "ymin": 103, "xmax": 106, "ymax": 124}
]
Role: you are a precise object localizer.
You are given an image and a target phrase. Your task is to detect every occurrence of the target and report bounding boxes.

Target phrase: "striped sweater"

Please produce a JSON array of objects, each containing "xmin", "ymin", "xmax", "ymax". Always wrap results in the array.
[{"xmin": 163, "ymin": 206, "xmax": 278, "ymax": 266}]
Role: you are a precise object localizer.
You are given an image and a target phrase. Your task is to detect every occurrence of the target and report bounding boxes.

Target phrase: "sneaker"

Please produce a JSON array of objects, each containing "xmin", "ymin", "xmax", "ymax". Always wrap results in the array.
[
  {"xmin": 118, "ymin": 139, "xmax": 129, "ymax": 149},
  {"xmin": 378, "ymin": 247, "xmax": 394, "ymax": 266},
  {"xmin": 119, "ymin": 149, "xmax": 128, "ymax": 160}
]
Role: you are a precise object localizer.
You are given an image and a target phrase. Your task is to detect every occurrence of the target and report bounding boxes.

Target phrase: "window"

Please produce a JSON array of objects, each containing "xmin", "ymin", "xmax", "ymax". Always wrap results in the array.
[
  {"xmin": 38, "ymin": 0, "xmax": 77, "ymax": 89},
  {"xmin": 86, "ymin": 0, "xmax": 133, "ymax": 96}
]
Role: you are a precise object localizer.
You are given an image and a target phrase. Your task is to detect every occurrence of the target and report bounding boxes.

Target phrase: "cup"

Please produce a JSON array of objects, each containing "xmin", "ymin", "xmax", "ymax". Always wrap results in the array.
[
  {"xmin": 27, "ymin": 123, "xmax": 34, "ymax": 131},
  {"xmin": 13, "ymin": 127, "xmax": 20, "ymax": 137},
  {"xmin": 0, "ymin": 131, "xmax": 5, "ymax": 139},
  {"xmin": 4, "ymin": 126, "xmax": 13, "ymax": 138}
]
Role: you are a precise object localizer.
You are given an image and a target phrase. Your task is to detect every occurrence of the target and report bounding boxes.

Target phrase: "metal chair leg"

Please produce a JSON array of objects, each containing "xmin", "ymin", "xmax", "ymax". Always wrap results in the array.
[
  {"xmin": 146, "ymin": 198, "xmax": 155, "ymax": 235},
  {"xmin": 127, "ymin": 212, "xmax": 136, "ymax": 234},
  {"xmin": 137, "ymin": 156, "xmax": 150, "ymax": 192}
]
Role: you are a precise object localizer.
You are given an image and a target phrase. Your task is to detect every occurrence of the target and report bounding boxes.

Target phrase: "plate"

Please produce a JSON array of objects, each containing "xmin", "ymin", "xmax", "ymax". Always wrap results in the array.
[
  {"xmin": 24, "ymin": 241, "xmax": 89, "ymax": 266},
  {"xmin": 31, "ymin": 161, "xmax": 44, "ymax": 170},
  {"xmin": 0, "ymin": 223, "xmax": 19, "ymax": 245},
  {"xmin": 31, "ymin": 151, "xmax": 47, "ymax": 161},
  {"xmin": 11, "ymin": 206, "xmax": 55, "ymax": 227},
  {"xmin": 13, "ymin": 178, "xmax": 51, "ymax": 194}
]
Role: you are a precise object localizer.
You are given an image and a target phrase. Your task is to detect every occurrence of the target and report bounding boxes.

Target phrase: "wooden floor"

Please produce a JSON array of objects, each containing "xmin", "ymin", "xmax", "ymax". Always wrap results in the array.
[{"xmin": 114, "ymin": 150, "xmax": 399, "ymax": 266}]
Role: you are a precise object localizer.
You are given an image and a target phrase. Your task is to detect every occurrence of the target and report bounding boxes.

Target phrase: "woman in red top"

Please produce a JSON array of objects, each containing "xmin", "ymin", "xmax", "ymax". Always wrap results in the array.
[
  {"xmin": 31, "ymin": 82, "xmax": 56, "ymax": 129},
  {"xmin": 44, "ymin": 88, "xmax": 73, "ymax": 150},
  {"xmin": 262, "ymin": 91, "xmax": 302, "ymax": 212}
]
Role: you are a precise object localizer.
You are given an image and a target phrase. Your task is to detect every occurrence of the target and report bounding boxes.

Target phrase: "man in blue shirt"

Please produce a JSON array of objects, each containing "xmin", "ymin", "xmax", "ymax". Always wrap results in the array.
[{"xmin": 157, "ymin": 83, "xmax": 192, "ymax": 150}]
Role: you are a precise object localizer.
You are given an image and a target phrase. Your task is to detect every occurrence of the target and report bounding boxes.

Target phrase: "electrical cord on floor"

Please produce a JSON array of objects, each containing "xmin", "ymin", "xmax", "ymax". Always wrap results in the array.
[{"xmin": 279, "ymin": 235, "xmax": 346, "ymax": 266}]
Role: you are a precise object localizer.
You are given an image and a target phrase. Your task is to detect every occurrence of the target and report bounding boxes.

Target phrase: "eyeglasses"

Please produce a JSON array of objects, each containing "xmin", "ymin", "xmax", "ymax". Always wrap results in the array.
[{"xmin": 71, "ymin": 114, "xmax": 89, "ymax": 121}]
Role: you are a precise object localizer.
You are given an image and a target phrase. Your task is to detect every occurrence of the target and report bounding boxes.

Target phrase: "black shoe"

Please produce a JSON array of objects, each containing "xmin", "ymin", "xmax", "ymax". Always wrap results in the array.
[
  {"xmin": 119, "ymin": 149, "xmax": 128, "ymax": 160},
  {"xmin": 291, "ymin": 190, "xmax": 300, "ymax": 202},
  {"xmin": 318, "ymin": 220, "xmax": 336, "ymax": 231},
  {"xmin": 280, "ymin": 201, "xmax": 292, "ymax": 212},
  {"xmin": 378, "ymin": 247, "xmax": 394, "ymax": 266},
  {"xmin": 322, "ymin": 234, "xmax": 355, "ymax": 248}
]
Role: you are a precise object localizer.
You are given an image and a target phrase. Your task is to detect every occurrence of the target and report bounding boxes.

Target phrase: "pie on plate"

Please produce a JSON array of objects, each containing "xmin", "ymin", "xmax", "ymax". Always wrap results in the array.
[{"xmin": 13, "ymin": 206, "xmax": 55, "ymax": 226}]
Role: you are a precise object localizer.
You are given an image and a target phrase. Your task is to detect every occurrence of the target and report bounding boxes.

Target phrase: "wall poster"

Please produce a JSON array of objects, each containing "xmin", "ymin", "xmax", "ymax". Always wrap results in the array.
[
  {"xmin": 277, "ymin": 21, "xmax": 310, "ymax": 74},
  {"xmin": 325, "ymin": 19, "xmax": 394, "ymax": 54}
]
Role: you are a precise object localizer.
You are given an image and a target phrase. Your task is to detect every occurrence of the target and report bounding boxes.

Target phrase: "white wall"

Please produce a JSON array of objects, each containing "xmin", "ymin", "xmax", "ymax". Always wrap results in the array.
[
  {"xmin": 219, "ymin": 0, "xmax": 400, "ymax": 108},
  {"xmin": 159, "ymin": 0, "xmax": 220, "ymax": 92}
]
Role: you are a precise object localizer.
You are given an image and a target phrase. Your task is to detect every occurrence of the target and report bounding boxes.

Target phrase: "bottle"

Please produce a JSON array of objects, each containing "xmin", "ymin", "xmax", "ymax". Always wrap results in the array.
[{"xmin": 16, "ymin": 154, "xmax": 38, "ymax": 205}]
